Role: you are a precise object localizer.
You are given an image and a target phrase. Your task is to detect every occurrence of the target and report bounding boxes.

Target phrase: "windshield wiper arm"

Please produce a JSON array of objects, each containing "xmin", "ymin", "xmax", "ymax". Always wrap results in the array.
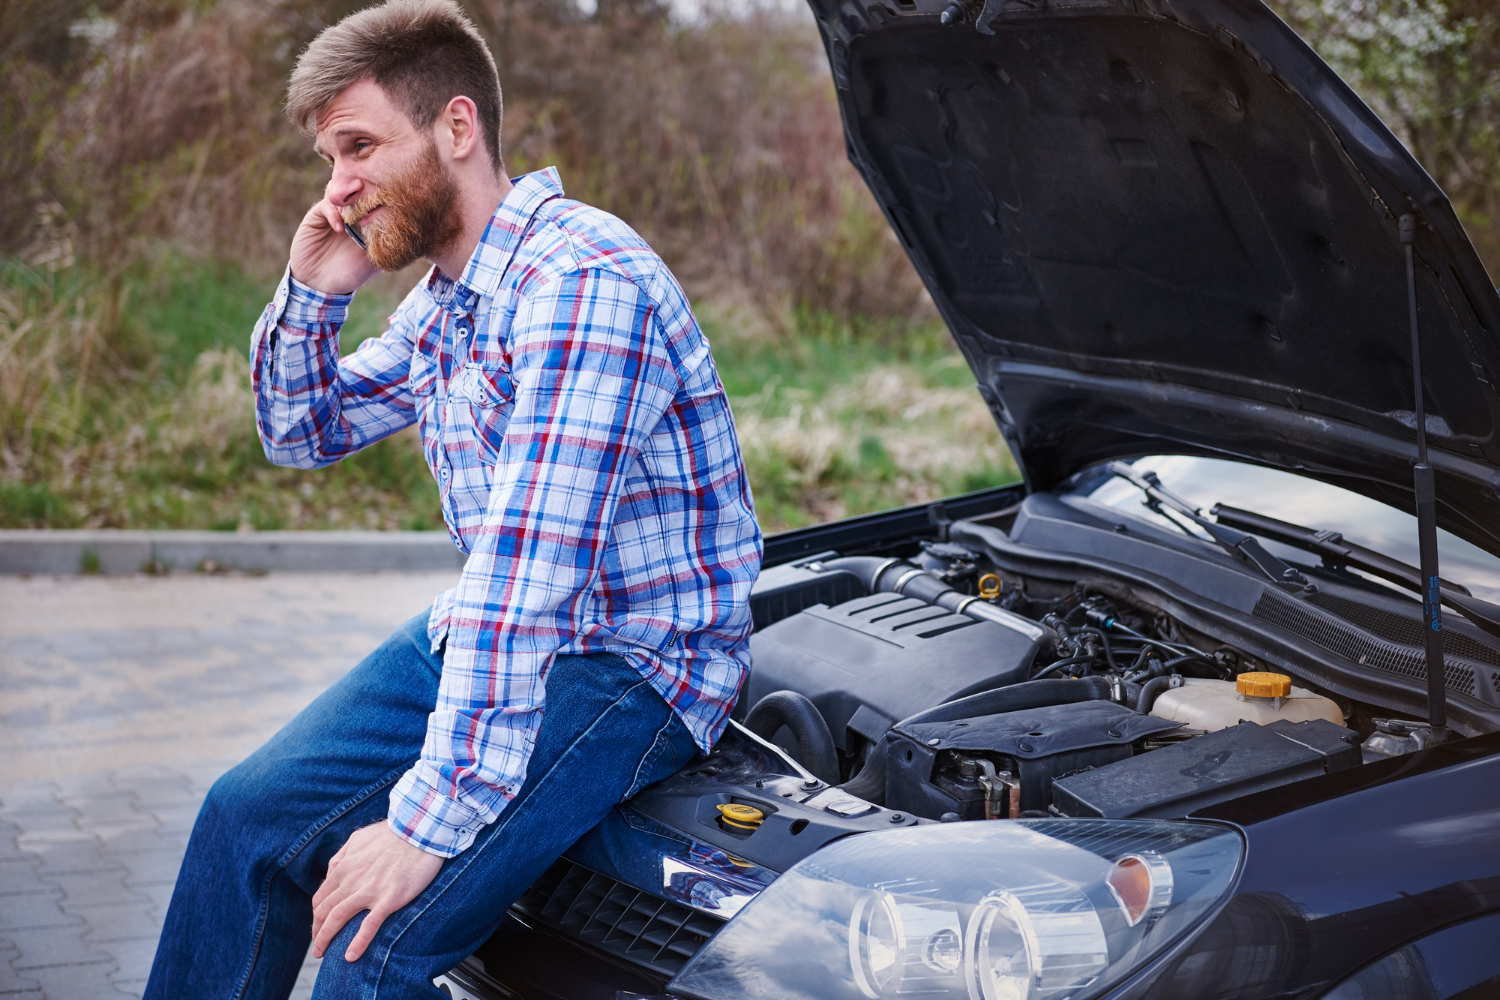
[
  {"xmin": 1210, "ymin": 503, "xmax": 1500, "ymax": 642},
  {"xmin": 1210, "ymin": 504, "xmax": 1466, "ymax": 595},
  {"xmin": 1106, "ymin": 463, "xmax": 1310, "ymax": 589}
]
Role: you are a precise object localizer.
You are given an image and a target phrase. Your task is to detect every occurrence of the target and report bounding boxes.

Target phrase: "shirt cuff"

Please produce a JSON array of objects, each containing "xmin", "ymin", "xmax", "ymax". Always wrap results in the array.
[
  {"xmin": 387, "ymin": 766, "xmax": 493, "ymax": 858},
  {"xmin": 269, "ymin": 265, "xmax": 353, "ymax": 336}
]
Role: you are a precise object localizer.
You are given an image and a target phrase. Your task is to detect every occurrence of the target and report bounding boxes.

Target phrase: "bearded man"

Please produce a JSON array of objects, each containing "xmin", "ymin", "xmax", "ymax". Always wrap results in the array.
[{"xmin": 143, "ymin": 1, "xmax": 761, "ymax": 996}]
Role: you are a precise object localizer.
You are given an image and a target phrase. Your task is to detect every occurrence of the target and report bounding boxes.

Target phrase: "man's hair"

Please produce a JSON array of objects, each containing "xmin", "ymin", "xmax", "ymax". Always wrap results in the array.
[{"xmin": 286, "ymin": 0, "xmax": 502, "ymax": 171}]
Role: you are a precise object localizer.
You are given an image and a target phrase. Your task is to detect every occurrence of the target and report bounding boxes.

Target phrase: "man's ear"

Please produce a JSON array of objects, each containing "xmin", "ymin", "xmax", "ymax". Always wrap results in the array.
[{"xmin": 439, "ymin": 95, "xmax": 482, "ymax": 163}]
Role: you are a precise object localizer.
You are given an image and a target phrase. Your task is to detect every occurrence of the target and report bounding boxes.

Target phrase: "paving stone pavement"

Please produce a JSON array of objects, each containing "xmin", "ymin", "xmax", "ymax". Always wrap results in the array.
[{"xmin": 0, "ymin": 571, "xmax": 459, "ymax": 999}]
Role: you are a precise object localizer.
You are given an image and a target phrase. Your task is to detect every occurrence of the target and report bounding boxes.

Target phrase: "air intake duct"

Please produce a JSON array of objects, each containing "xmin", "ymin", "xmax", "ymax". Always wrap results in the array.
[{"xmin": 817, "ymin": 556, "xmax": 1049, "ymax": 643}]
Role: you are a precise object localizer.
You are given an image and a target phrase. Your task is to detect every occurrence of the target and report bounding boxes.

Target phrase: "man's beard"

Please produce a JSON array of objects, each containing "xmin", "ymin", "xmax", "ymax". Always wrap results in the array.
[{"xmin": 342, "ymin": 141, "xmax": 463, "ymax": 272}]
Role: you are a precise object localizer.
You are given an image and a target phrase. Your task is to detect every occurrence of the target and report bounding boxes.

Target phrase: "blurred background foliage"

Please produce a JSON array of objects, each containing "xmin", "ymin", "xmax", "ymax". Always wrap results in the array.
[
  {"xmin": 1273, "ymin": 0, "xmax": 1500, "ymax": 268},
  {"xmin": 0, "ymin": 0, "xmax": 1494, "ymax": 533}
]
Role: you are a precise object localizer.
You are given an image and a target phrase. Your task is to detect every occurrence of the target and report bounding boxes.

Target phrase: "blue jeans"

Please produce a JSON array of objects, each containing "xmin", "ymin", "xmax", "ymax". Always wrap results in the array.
[{"xmin": 144, "ymin": 611, "xmax": 699, "ymax": 1000}]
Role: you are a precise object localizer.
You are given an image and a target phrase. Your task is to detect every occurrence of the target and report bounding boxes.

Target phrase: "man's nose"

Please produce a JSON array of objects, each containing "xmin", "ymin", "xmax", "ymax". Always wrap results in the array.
[{"xmin": 325, "ymin": 161, "xmax": 364, "ymax": 208}]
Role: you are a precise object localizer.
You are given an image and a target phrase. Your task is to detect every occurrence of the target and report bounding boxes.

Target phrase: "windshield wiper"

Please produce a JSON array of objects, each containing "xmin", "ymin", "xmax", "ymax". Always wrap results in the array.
[
  {"xmin": 1105, "ymin": 462, "xmax": 1310, "ymax": 590},
  {"xmin": 1210, "ymin": 503, "xmax": 1500, "ymax": 642}
]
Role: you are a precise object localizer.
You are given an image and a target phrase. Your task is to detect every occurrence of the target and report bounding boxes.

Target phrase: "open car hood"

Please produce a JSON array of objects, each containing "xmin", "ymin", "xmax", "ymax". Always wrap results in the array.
[{"xmin": 808, "ymin": 0, "xmax": 1500, "ymax": 555}]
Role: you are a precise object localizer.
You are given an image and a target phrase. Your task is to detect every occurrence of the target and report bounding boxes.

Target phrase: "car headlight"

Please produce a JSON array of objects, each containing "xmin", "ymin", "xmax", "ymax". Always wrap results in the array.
[{"xmin": 669, "ymin": 819, "xmax": 1242, "ymax": 1000}]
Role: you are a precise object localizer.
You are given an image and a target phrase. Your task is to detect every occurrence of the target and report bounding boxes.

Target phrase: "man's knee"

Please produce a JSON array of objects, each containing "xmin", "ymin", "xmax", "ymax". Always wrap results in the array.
[
  {"xmin": 200, "ymin": 763, "xmax": 248, "ymax": 826},
  {"xmin": 195, "ymin": 757, "xmax": 282, "ymax": 852},
  {"xmin": 314, "ymin": 917, "xmax": 370, "ymax": 993},
  {"xmin": 312, "ymin": 913, "xmax": 448, "ymax": 1000}
]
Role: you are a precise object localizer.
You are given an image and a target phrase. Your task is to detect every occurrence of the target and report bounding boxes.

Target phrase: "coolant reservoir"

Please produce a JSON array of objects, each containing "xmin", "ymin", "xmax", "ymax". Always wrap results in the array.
[{"xmin": 1150, "ymin": 673, "xmax": 1344, "ymax": 732}]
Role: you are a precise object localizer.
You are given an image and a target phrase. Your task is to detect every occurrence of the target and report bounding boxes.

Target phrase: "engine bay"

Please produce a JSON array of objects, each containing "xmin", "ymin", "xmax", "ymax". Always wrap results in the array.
[
  {"xmin": 736, "ymin": 541, "xmax": 1374, "ymax": 824},
  {"xmin": 502, "ymin": 488, "xmax": 1500, "ymax": 980},
  {"xmin": 579, "ymin": 490, "xmax": 1500, "ymax": 894}
]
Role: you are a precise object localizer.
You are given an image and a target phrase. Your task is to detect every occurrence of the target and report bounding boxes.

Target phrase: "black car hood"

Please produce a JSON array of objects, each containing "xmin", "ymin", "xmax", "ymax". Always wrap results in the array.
[{"xmin": 808, "ymin": 0, "xmax": 1500, "ymax": 555}]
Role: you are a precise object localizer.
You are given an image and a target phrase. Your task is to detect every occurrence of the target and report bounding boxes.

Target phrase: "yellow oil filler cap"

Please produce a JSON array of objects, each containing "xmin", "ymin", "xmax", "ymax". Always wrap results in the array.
[
  {"xmin": 717, "ymin": 803, "xmax": 766, "ymax": 832},
  {"xmin": 1237, "ymin": 672, "xmax": 1293, "ymax": 699}
]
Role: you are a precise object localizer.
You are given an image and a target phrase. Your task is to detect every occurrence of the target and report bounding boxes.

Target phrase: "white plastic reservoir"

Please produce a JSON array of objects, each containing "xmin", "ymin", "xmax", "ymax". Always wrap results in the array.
[{"xmin": 1149, "ymin": 673, "xmax": 1345, "ymax": 732}]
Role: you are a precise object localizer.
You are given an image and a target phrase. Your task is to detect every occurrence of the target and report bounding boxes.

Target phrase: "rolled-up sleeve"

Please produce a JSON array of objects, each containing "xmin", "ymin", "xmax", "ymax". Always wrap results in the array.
[{"xmin": 388, "ymin": 267, "xmax": 681, "ymax": 857}]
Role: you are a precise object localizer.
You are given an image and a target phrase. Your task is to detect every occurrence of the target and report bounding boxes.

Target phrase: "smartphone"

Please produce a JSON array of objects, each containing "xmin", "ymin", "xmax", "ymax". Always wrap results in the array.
[{"xmin": 345, "ymin": 219, "xmax": 368, "ymax": 252}]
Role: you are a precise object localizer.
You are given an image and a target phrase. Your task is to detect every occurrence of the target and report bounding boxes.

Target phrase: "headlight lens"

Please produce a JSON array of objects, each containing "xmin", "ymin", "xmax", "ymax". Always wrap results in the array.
[{"xmin": 669, "ymin": 819, "xmax": 1242, "ymax": 1000}]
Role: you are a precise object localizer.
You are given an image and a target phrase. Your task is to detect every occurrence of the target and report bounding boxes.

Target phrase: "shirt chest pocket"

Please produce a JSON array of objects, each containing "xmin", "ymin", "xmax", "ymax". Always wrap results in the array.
[
  {"xmin": 453, "ymin": 362, "xmax": 516, "ymax": 463},
  {"xmin": 409, "ymin": 352, "xmax": 439, "ymax": 398},
  {"xmin": 452, "ymin": 362, "xmax": 514, "ymax": 409}
]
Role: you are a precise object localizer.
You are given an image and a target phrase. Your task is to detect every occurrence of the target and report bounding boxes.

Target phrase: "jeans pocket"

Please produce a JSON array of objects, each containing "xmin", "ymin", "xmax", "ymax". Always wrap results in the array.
[{"xmin": 623, "ymin": 714, "xmax": 691, "ymax": 801}]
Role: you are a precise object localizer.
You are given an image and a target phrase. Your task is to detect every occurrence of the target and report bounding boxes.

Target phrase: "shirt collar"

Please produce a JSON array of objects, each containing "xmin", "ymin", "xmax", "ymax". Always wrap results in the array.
[{"xmin": 426, "ymin": 166, "xmax": 565, "ymax": 314}]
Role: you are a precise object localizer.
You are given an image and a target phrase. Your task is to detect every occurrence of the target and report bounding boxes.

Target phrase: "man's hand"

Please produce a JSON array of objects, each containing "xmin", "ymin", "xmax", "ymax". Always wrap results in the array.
[
  {"xmin": 311, "ymin": 822, "xmax": 444, "ymax": 962},
  {"xmin": 289, "ymin": 197, "xmax": 380, "ymax": 296}
]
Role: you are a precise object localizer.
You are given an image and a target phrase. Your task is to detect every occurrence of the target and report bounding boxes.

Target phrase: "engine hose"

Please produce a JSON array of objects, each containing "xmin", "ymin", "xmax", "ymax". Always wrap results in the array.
[
  {"xmin": 1031, "ymin": 655, "xmax": 1093, "ymax": 680},
  {"xmin": 1162, "ymin": 653, "xmax": 1232, "ymax": 680},
  {"xmin": 839, "ymin": 743, "xmax": 887, "ymax": 802},
  {"xmin": 837, "ymin": 677, "xmax": 1115, "ymax": 804},
  {"xmin": 1136, "ymin": 675, "xmax": 1180, "ymax": 715},
  {"xmin": 821, "ymin": 556, "xmax": 1049, "ymax": 643},
  {"xmin": 743, "ymin": 690, "xmax": 842, "ymax": 786}
]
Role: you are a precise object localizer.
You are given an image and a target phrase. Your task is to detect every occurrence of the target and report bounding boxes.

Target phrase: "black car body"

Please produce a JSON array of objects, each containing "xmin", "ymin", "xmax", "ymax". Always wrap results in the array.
[{"xmin": 437, "ymin": 1, "xmax": 1500, "ymax": 998}]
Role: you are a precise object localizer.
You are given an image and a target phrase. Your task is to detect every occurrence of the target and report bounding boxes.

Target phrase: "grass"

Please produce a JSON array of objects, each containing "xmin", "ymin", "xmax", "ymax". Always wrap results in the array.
[{"xmin": 0, "ymin": 257, "xmax": 1018, "ymax": 534}]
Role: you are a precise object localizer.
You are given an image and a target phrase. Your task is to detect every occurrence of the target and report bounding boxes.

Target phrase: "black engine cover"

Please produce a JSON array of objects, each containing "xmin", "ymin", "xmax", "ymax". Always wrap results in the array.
[
  {"xmin": 885, "ymin": 700, "xmax": 1180, "ymax": 820},
  {"xmin": 1052, "ymin": 718, "xmax": 1363, "ymax": 819},
  {"xmin": 746, "ymin": 593, "xmax": 1042, "ymax": 751}
]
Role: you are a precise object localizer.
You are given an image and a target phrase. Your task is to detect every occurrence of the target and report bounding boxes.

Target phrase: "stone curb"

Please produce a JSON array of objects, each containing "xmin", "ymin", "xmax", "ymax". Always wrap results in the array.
[{"xmin": 0, "ymin": 530, "xmax": 467, "ymax": 575}]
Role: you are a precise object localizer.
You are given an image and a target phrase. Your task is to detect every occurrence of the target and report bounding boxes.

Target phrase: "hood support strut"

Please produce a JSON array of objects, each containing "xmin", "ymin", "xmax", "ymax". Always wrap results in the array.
[{"xmin": 1404, "ymin": 213, "xmax": 1449, "ymax": 740}]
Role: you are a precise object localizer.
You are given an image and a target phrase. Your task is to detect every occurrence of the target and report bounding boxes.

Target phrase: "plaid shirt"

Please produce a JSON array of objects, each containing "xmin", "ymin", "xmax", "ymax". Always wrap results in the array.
[{"xmin": 250, "ymin": 168, "xmax": 761, "ymax": 856}]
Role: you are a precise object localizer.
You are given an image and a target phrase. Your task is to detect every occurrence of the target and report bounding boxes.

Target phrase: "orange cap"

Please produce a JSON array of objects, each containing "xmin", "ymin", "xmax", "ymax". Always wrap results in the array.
[{"xmin": 1237, "ymin": 671, "xmax": 1292, "ymax": 698}]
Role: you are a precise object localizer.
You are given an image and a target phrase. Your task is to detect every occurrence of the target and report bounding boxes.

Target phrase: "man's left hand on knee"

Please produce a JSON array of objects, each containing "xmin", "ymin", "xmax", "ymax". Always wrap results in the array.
[{"xmin": 311, "ymin": 822, "xmax": 444, "ymax": 962}]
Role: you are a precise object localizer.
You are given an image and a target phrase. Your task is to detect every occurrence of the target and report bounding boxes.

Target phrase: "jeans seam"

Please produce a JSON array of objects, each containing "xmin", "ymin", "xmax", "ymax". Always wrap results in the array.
[
  {"xmin": 229, "ymin": 761, "xmax": 412, "ymax": 1000},
  {"xmin": 367, "ymin": 676, "xmax": 661, "ymax": 997}
]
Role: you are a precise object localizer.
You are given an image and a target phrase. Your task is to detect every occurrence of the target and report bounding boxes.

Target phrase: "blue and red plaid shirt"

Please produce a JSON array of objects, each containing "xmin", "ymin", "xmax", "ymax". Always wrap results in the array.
[{"xmin": 251, "ymin": 168, "xmax": 762, "ymax": 856}]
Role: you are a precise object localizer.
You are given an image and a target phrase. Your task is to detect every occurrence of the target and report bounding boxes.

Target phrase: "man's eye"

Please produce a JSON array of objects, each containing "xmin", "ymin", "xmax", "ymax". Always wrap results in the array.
[{"xmin": 355, "ymin": 141, "xmax": 372, "ymax": 154}]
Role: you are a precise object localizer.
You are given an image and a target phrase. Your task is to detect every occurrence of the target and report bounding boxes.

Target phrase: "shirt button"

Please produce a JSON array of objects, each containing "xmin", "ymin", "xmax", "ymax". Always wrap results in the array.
[{"xmin": 439, "ymin": 467, "xmax": 450, "ymax": 479}]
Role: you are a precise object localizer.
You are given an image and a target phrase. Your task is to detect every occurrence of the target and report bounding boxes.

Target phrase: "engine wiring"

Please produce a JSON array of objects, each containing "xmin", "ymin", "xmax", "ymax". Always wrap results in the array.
[
  {"xmin": 913, "ymin": 542, "xmax": 1239, "ymax": 690},
  {"xmin": 1035, "ymin": 597, "xmax": 1232, "ymax": 684}
]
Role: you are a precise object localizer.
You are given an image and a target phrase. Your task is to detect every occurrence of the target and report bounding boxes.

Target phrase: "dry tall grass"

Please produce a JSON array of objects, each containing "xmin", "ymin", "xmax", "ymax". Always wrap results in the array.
[
  {"xmin": 2, "ymin": 0, "xmax": 927, "ymax": 324},
  {"xmin": 6, "ymin": 0, "xmax": 1493, "ymax": 293}
]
